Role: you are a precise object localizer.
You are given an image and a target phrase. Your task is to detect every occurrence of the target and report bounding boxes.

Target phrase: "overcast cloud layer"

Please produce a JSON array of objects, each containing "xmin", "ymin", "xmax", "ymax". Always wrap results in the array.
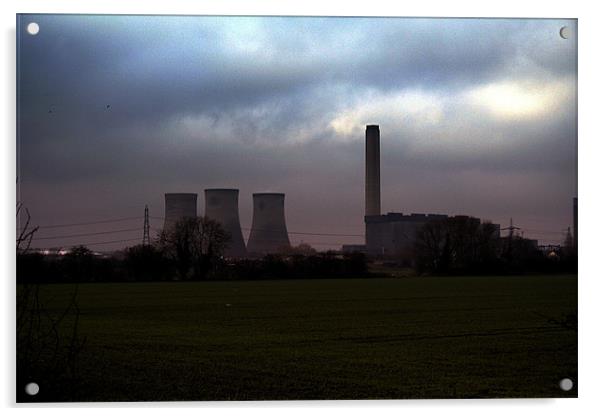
[{"xmin": 17, "ymin": 15, "xmax": 577, "ymax": 249}]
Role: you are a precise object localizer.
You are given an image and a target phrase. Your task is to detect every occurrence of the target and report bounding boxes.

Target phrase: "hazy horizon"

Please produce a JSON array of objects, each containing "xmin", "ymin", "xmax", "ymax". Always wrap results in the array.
[{"xmin": 17, "ymin": 15, "xmax": 577, "ymax": 250}]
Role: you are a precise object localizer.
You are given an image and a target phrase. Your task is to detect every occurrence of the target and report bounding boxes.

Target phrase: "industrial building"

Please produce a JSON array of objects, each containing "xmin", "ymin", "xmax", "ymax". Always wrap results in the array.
[
  {"xmin": 247, "ymin": 193, "xmax": 291, "ymax": 255},
  {"xmin": 365, "ymin": 212, "xmax": 501, "ymax": 261},
  {"xmin": 204, "ymin": 189, "xmax": 247, "ymax": 258},
  {"xmin": 352, "ymin": 125, "xmax": 500, "ymax": 263}
]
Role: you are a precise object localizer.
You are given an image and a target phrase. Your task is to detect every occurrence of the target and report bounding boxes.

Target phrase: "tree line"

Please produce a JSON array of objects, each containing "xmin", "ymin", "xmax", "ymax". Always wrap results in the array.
[
  {"xmin": 413, "ymin": 216, "xmax": 577, "ymax": 275},
  {"xmin": 17, "ymin": 215, "xmax": 577, "ymax": 284},
  {"xmin": 17, "ymin": 216, "xmax": 370, "ymax": 284}
]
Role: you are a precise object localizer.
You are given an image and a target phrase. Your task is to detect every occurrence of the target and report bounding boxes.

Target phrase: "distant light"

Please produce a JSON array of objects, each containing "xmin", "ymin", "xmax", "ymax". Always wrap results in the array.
[{"xmin": 27, "ymin": 22, "xmax": 39, "ymax": 36}]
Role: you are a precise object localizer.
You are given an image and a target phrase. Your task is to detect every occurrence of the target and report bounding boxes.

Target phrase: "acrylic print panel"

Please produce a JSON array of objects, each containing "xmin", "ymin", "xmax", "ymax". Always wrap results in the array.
[{"xmin": 16, "ymin": 14, "xmax": 577, "ymax": 402}]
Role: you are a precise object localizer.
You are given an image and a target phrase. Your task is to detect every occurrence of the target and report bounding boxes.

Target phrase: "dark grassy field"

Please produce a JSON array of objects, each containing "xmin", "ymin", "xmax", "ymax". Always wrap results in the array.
[{"xmin": 24, "ymin": 275, "xmax": 577, "ymax": 401}]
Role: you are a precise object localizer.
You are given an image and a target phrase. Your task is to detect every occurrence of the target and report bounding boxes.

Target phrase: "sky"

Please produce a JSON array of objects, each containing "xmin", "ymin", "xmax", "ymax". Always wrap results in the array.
[{"xmin": 17, "ymin": 15, "xmax": 577, "ymax": 250}]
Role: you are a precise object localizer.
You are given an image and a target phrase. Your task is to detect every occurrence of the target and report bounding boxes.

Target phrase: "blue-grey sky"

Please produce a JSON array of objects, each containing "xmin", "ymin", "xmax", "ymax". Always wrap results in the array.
[{"xmin": 17, "ymin": 15, "xmax": 577, "ymax": 250}]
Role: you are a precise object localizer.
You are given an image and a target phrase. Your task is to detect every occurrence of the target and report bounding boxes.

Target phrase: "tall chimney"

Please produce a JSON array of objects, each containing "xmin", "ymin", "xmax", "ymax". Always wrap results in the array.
[{"xmin": 365, "ymin": 125, "xmax": 381, "ymax": 216}]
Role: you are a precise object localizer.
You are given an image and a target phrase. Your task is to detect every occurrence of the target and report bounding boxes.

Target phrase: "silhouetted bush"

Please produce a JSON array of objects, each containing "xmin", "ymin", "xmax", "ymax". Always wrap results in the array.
[
  {"xmin": 16, "ymin": 252, "xmax": 46, "ymax": 284},
  {"xmin": 18, "ymin": 246, "xmax": 123, "ymax": 284},
  {"xmin": 123, "ymin": 244, "xmax": 171, "ymax": 281}
]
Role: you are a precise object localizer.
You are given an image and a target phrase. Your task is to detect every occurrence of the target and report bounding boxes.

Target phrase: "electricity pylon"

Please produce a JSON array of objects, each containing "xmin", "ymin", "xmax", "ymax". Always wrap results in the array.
[{"xmin": 142, "ymin": 205, "xmax": 150, "ymax": 246}]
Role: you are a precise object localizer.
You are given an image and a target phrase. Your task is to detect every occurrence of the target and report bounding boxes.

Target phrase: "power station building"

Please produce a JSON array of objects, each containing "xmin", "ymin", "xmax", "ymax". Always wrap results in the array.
[{"xmin": 358, "ymin": 125, "xmax": 500, "ymax": 262}]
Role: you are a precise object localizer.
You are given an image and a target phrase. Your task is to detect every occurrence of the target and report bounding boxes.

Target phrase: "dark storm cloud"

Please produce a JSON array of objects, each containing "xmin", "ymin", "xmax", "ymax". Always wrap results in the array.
[
  {"xmin": 17, "ymin": 15, "xmax": 577, "ymax": 248},
  {"xmin": 19, "ymin": 17, "xmax": 573, "ymax": 131}
]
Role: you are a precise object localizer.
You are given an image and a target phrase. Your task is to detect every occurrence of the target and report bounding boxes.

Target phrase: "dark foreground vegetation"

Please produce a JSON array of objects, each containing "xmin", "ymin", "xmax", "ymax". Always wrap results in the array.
[
  {"xmin": 17, "ymin": 247, "xmax": 370, "ymax": 284},
  {"xmin": 18, "ymin": 215, "xmax": 577, "ymax": 285},
  {"xmin": 18, "ymin": 275, "xmax": 577, "ymax": 402},
  {"xmin": 413, "ymin": 215, "xmax": 577, "ymax": 275}
]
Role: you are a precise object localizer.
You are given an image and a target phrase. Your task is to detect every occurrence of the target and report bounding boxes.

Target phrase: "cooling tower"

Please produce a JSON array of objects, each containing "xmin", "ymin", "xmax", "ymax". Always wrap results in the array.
[
  {"xmin": 247, "ymin": 193, "xmax": 291, "ymax": 255},
  {"xmin": 365, "ymin": 125, "xmax": 381, "ymax": 216},
  {"xmin": 204, "ymin": 189, "xmax": 247, "ymax": 258},
  {"xmin": 164, "ymin": 193, "xmax": 197, "ymax": 230}
]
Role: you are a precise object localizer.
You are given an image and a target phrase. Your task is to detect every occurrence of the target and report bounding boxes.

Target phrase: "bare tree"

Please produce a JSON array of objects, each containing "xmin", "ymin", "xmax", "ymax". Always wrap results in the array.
[
  {"xmin": 414, "ymin": 217, "xmax": 499, "ymax": 275},
  {"xmin": 414, "ymin": 218, "xmax": 450, "ymax": 274},
  {"xmin": 17, "ymin": 193, "xmax": 85, "ymax": 401},
  {"xmin": 16, "ymin": 203, "xmax": 38, "ymax": 254},
  {"xmin": 193, "ymin": 216, "xmax": 230, "ymax": 278},
  {"xmin": 159, "ymin": 217, "xmax": 197, "ymax": 279},
  {"xmin": 159, "ymin": 216, "xmax": 230, "ymax": 280}
]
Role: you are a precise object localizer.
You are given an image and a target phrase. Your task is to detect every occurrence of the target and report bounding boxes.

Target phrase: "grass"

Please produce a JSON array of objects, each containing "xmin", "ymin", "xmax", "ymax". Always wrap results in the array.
[{"xmin": 23, "ymin": 275, "xmax": 577, "ymax": 401}]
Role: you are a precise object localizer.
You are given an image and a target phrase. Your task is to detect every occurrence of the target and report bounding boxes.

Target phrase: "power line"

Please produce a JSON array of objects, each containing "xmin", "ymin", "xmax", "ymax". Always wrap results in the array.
[
  {"xmin": 83, "ymin": 237, "xmax": 143, "ymax": 247},
  {"xmin": 32, "ymin": 227, "xmax": 141, "ymax": 241},
  {"xmin": 287, "ymin": 241, "xmax": 359, "ymax": 247},
  {"xmin": 24, "ymin": 214, "xmax": 563, "ymax": 247},
  {"xmin": 72, "ymin": 237, "xmax": 142, "ymax": 247},
  {"xmin": 19, "ymin": 216, "xmax": 142, "ymax": 230},
  {"xmin": 150, "ymin": 227, "xmax": 359, "ymax": 246},
  {"xmin": 521, "ymin": 229, "xmax": 566, "ymax": 235},
  {"xmin": 241, "ymin": 228, "xmax": 363, "ymax": 237},
  {"xmin": 149, "ymin": 216, "xmax": 363, "ymax": 237},
  {"xmin": 153, "ymin": 214, "xmax": 566, "ymax": 237},
  {"xmin": 33, "ymin": 237, "xmax": 142, "ymax": 248}
]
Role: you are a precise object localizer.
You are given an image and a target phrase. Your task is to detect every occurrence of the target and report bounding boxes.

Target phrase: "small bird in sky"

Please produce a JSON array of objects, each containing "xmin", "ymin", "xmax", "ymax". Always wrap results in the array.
[{"xmin": 106, "ymin": 104, "xmax": 111, "ymax": 109}]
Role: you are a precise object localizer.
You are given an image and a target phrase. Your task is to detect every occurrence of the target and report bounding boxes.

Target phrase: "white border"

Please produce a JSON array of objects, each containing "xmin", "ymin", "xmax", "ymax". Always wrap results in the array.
[{"xmin": 3, "ymin": 1, "xmax": 601, "ymax": 415}]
